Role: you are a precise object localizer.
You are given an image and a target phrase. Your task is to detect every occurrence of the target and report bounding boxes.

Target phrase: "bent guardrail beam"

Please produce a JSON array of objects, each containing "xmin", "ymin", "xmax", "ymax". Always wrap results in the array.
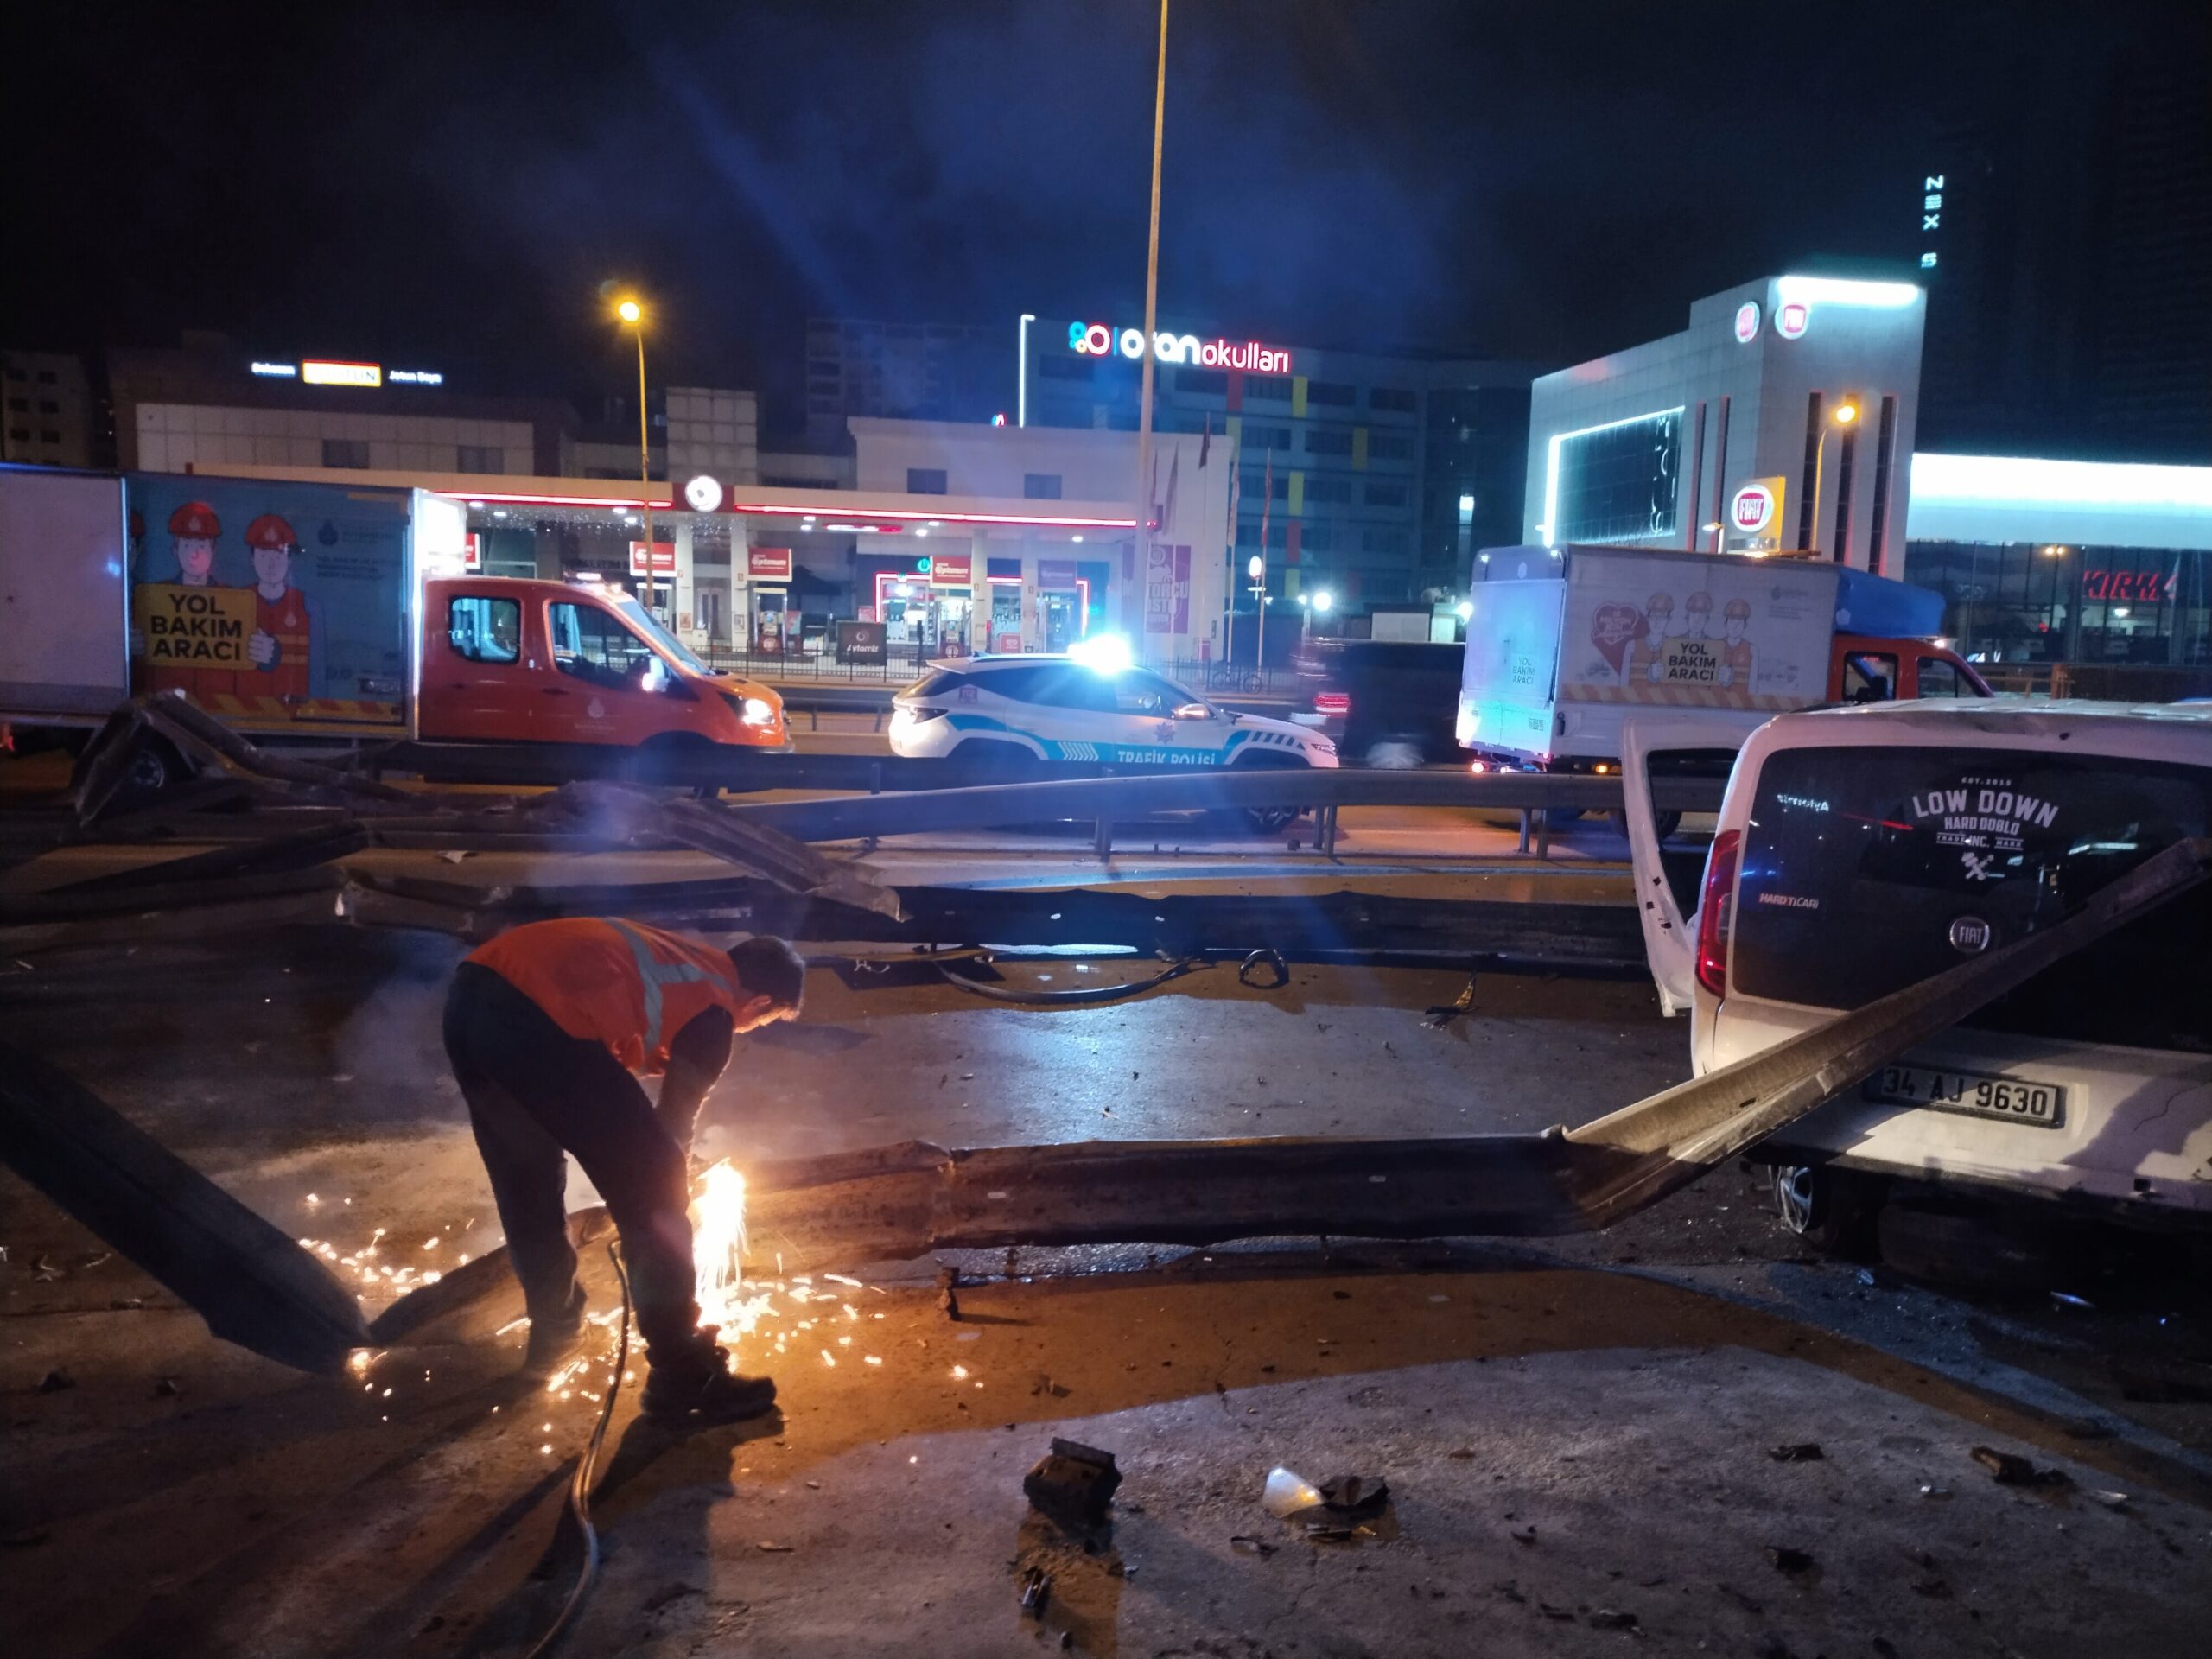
[{"xmin": 370, "ymin": 836, "xmax": 2212, "ymax": 1350}]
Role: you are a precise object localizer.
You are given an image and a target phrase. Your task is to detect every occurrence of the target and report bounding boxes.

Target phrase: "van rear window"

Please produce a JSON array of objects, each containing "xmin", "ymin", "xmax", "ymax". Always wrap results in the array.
[{"xmin": 1732, "ymin": 746, "xmax": 2212, "ymax": 1052}]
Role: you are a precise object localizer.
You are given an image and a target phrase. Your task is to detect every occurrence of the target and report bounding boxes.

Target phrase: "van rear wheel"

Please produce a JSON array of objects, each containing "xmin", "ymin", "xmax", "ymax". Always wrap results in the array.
[{"xmin": 1770, "ymin": 1165, "xmax": 1885, "ymax": 1257}]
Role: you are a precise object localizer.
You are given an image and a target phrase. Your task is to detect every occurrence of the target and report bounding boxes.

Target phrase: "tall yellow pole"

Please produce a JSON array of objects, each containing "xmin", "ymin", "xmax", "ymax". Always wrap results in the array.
[
  {"xmin": 635, "ymin": 329, "xmax": 656, "ymax": 613},
  {"xmin": 1129, "ymin": 0, "xmax": 1169, "ymax": 642}
]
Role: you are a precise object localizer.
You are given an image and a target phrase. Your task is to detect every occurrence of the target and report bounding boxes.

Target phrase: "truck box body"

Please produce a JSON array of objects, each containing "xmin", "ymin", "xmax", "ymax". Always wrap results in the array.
[
  {"xmin": 124, "ymin": 472, "xmax": 415, "ymax": 735},
  {"xmin": 1459, "ymin": 543, "xmax": 1967, "ymax": 767},
  {"xmin": 0, "ymin": 466, "xmax": 130, "ymax": 721}
]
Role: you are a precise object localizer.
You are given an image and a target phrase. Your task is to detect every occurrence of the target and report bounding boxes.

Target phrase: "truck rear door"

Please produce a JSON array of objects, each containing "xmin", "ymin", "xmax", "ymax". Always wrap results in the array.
[
  {"xmin": 0, "ymin": 470, "xmax": 128, "ymax": 720},
  {"xmin": 1621, "ymin": 715, "xmax": 1750, "ymax": 1016}
]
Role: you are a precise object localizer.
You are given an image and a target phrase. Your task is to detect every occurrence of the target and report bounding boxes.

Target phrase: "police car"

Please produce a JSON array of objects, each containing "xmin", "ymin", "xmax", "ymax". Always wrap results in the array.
[{"xmin": 888, "ymin": 648, "xmax": 1337, "ymax": 829}]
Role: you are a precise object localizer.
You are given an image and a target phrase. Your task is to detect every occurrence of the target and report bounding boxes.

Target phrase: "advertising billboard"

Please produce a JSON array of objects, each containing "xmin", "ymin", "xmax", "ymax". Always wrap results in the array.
[{"xmin": 127, "ymin": 474, "xmax": 410, "ymax": 728}]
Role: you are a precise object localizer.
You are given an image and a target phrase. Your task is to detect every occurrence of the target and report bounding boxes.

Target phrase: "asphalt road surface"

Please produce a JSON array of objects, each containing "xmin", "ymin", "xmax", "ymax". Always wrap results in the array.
[{"xmin": 3, "ymin": 823, "xmax": 2209, "ymax": 1656}]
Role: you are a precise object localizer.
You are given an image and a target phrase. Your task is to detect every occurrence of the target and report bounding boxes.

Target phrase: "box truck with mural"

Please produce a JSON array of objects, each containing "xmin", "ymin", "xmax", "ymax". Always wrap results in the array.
[
  {"xmin": 0, "ymin": 464, "xmax": 787, "ymax": 785},
  {"xmin": 1457, "ymin": 544, "xmax": 1990, "ymax": 781}
]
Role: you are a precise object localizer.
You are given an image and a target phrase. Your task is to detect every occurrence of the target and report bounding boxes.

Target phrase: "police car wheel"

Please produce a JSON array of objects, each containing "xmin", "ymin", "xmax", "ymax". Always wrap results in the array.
[{"xmin": 957, "ymin": 741, "xmax": 1038, "ymax": 778}]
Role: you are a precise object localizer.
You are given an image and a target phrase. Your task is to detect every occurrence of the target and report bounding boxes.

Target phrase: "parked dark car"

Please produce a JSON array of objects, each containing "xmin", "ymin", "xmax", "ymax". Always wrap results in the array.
[{"xmin": 1295, "ymin": 639, "xmax": 1465, "ymax": 767}]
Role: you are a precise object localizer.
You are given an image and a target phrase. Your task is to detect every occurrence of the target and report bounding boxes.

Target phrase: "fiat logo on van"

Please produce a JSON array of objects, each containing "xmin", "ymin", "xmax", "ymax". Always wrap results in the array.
[{"xmin": 1948, "ymin": 915, "xmax": 1993, "ymax": 954}]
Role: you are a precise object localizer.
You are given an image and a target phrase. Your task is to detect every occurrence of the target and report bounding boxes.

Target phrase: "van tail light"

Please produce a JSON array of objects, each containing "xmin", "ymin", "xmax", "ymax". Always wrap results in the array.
[
  {"xmin": 1694, "ymin": 829, "xmax": 1743, "ymax": 998},
  {"xmin": 1314, "ymin": 692, "xmax": 1351, "ymax": 716}
]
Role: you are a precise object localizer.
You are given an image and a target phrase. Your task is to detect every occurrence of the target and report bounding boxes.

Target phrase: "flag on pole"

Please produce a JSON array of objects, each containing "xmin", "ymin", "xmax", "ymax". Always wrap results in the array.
[
  {"xmin": 1162, "ymin": 447, "xmax": 1180, "ymax": 537},
  {"xmin": 1198, "ymin": 412, "xmax": 1211, "ymax": 469}
]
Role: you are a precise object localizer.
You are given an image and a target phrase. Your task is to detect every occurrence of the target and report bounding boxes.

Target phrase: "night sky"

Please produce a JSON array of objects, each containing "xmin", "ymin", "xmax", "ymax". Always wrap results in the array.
[{"xmin": 3, "ymin": 1, "xmax": 2185, "ymax": 432}]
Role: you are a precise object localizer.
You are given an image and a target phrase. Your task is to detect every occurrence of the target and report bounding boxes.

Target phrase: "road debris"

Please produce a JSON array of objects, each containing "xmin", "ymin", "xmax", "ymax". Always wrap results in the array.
[
  {"xmin": 1767, "ymin": 1442, "xmax": 1824, "ymax": 1462},
  {"xmin": 36, "ymin": 1369, "xmax": 73, "ymax": 1394},
  {"xmin": 1764, "ymin": 1546, "xmax": 1815, "ymax": 1574},
  {"xmin": 1971, "ymin": 1446, "xmax": 2074, "ymax": 1490},
  {"xmin": 1229, "ymin": 1535, "xmax": 1277, "ymax": 1557},
  {"xmin": 755, "ymin": 1541, "xmax": 794, "ymax": 1554},
  {"xmin": 2088, "ymin": 1490, "xmax": 2132, "ymax": 1510},
  {"xmin": 1017, "ymin": 1565, "xmax": 1052, "ymax": 1618},
  {"xmin": 1262, "ymin": 1466, "xmax": 1325, "ymax": 1519},
  {"xmin": 1314, "ymin": 1473, "xmax": 1390, "ymax": 1522},
  {"xmin": 1588, "ymin": 1609, "xmax": 1639, "ymax": 1630},
  {"xmin": 153, "ymin": 1375, "xmax": 181, "ymax": 1397},
  {"xmin": 1023, "ymin": 1439, "xmax": 1121, "ymax": 1533}
]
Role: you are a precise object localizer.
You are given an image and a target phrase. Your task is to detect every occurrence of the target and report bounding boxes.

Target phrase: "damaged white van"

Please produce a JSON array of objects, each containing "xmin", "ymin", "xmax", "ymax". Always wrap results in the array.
[{"xmin": 1623, "ymin": 702, "xmax": 2212, "ymax": 1258}]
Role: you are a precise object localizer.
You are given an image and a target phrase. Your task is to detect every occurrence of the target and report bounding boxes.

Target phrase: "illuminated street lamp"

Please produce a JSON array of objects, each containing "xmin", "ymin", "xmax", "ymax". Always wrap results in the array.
[
  {"xmin": 1248, "ymin": 551, "xmax": 1269, "ymax": 667},
  {"xmin": 1810, "ymin": 398, "xmax": 1859, "ymax": 563},
  {"xmin": 613, "ymin": 293, "xmax": 659, "ymax": 614}
]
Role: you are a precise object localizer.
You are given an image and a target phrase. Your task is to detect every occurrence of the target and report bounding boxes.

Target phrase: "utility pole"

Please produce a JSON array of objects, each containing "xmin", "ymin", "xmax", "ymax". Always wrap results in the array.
[{"xmin": 1128, "ymin": 0, "xmax": 1169, "ymax": 641}]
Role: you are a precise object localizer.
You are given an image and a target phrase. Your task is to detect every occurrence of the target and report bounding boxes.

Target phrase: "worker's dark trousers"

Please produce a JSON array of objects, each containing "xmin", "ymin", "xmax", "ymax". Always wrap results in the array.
[{"xmin": 442, "ymin": 963, "xmax": 703, "ymax": 1366}]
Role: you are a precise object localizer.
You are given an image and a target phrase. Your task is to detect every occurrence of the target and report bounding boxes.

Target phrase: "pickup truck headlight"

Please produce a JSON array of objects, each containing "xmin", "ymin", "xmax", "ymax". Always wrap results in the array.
[{"xmin": 722, "ymin": 690, "xmax": 778, "ymax": 727}]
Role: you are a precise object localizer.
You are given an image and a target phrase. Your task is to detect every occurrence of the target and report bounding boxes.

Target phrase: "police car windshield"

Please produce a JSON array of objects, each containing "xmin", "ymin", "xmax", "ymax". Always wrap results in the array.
[
  {"xmin": 1733, "ymin": 745, "xmax": 2212, "ymax": 1051},
  {"xmin": 611, "ymin": 595, "xmax": 709, "ymax": 675}
]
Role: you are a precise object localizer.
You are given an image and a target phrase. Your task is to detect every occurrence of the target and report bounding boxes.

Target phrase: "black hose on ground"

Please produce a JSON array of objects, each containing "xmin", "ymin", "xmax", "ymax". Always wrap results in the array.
[
  {"xmin": 930, "ymin": 950, "xmax": 1206, "ymax": 1005},
  {"xmin": 524, "ymin": 1242, "xmax": 633, "ymax": 1659}
]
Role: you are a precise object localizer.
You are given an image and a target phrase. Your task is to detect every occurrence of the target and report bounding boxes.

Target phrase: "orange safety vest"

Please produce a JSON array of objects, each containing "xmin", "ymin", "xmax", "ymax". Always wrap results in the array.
[
  {"xmin": 255, "ymin": 588, "xmax": 311, "ymax": 702},
  {"xmin": 467, "ymin": 918, "xmax": 748, "ymax": 1075}
]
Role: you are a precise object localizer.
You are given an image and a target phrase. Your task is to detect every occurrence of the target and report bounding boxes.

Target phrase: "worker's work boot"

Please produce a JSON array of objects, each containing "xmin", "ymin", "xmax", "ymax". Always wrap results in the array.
[
  {"xmin": 520, "ymin": 1284, "xmax": 589, "ymax": 1382},
  {"xmin": 640, "ymin": 1329, "xmax": 777, "ymax": 1426}
]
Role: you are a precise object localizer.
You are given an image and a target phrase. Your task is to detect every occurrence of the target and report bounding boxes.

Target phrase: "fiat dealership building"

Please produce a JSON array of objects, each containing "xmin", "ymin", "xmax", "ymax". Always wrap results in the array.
[{"xmin": 1520, "ymin": 272, "xmax": 2212, "ymax": 677}]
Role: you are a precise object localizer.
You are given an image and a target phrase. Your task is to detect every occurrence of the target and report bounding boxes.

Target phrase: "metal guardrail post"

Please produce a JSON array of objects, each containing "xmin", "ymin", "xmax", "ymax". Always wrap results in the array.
[
  {"xmin": 1516, "ymin": 809, "xmax": 1530, "ymax": 855},
  {"xmin": 1094, "ymin": 814, "xmax": 1113, "ymax": 861},
  {"xmin": 1535, "ymin": 809, "xmax": 1551, "ymax": 861}
]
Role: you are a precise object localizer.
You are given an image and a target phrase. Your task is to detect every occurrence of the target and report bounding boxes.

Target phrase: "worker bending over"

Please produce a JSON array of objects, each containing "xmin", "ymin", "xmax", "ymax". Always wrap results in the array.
[{"xmin": 442, "ymin": 917, "xmax": 804, "ymax": 1423}]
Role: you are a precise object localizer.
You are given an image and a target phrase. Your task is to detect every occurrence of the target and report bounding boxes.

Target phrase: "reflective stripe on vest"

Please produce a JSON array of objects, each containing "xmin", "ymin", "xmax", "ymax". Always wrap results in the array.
[{"xmin": 604, "ymin": 919, "xmax": 714, "ymax": 1054}]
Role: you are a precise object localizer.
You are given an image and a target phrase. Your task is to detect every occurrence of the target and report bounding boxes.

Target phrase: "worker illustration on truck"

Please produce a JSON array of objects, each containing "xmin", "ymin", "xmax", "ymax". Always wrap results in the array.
[
  {"xmin": 240, "ymin": 513, "xmax": 324, "ymax": 705},
  {"xmin": 1717, "ymin": 596, "xmax": 1758, "ymax": 689},
  {"xmin": 1626, "ymin": 592, "xmax": 1673, "ymax": 683},
  {"xmin": 140, "ymin": 499, "xmax": 248, "ymax": 704}
]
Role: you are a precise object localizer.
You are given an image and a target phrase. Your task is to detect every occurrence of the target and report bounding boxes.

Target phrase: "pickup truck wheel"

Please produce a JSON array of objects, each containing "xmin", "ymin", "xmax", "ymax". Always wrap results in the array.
[
  {"xmin": 1608, "ymin": 808, "xmax": 1683, "ymax": 840},
  {"xmin": 634, "ymin": 733, "xmax": 721, "ymax": 798},
  {"xmin": 1770, "ymin": 1164, "xmax": 1885, "ymax": 1257}
]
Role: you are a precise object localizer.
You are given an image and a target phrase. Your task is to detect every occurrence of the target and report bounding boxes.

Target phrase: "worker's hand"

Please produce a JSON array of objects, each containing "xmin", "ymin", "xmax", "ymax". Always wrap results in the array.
[{"xmin": 246, "ymin": 630, "xmax": 277, "ymax": 668}]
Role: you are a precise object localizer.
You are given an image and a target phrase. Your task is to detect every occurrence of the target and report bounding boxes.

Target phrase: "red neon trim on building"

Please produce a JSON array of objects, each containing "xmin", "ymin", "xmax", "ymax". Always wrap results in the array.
[
  {"xmin": 722, "ymin": 500, "xmax": 1134, "ymax": 530},
  {"xmin": 448, "ymin": 489, "xmax": 673, "ymax": 509}
]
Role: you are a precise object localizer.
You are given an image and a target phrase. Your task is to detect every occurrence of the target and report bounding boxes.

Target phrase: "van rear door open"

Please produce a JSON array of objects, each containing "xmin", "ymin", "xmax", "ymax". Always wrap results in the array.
[{"xmin": 1622, "ymin": 715, "xmax": 1750, "ymax": 1015}]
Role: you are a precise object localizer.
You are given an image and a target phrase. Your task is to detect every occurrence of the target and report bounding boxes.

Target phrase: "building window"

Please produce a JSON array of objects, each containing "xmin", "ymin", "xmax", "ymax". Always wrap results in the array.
[
  {"xmin": 447, "ymin": 595, "xmax": 520, "ymax": 664},
  {"xmin": 322, "ymin": 438, "xmax": 371, "ymax": 469},
  {"xmin": 6, "ymin": 429, "xmax": 26, "ymax": 442},
  {"xmin": 1363, "ymin": 482, "xmax": 1408, "ymax": 507},
  {"xmin": 1369, "ymin": 433, "xmax": 1414, "ymax": 462},
  {"xmin": 1305, "ymin": 477, "xmax": 1353, "ymax": 504},
  {"xmin": 5, "ymin": 398, "xmax": 24, "ymax": 412},
  {"xmin": 1242, "ymin": 468, "xmax": 1290, "ymax": 499},
  {"xmin": 1244, "ymin": 374, "xmax": 1291, "ymax": 401},
  {"xmin": 455, "ymin": 444, "xmax": 502, "ymax": 474},
  {"xmin": 1306, "ymin": 380, "xmax": 1356, "ymax": 406},
  {"xmin": 1551, "ymin": 410, "xmax": 1681, "ymax": 543},
  {"xmin": 37, "ymin": 400, "xmax": 59, "ymax": 414},
  {"xmin": 1174, "ymin": 368, "xmax": 1228, "ymax": 396},
  {"xmin": 906, "ymin": 468, "xmax": 948, "ymax": 495},
  {"xmin": 39, "ymin": 430, "xmax": 60, "ymax": 444},
  {"xmin": 1240, "ymin": 424, "xmax": 1292, "ymax": 452},
  {"xmin": 1367, "ymin": 387, "xmax": 1416, "ymax": 413},
  {"xmin": 1304, "ymin": 428, "xmax": 1353, "ymax": 456},
  {"xmin": 1362, "ymin": 526, "xmax": 1409, "ymax": 555},
  {"xmin": 35, "ymin": 370, "xmax": 56, "ymax": 384},
  {"xmin": 1023, "ymin": 473, "xmax": 1063, "ymax": 499}
]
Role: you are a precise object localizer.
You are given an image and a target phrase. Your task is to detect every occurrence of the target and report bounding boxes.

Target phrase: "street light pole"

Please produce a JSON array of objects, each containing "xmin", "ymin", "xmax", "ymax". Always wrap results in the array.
[
  {"xmin": 1809, "ymin": 397, "xmax": 1858, "ymax": 563},
  {"xmin": 1128, "ymin": 0, "xmax": 1170, "ymax": 640},
  {"xmin": 1248, "ymin": 551, "xmax": 1266, "ymax": 671},
  {"xmin": 616, "ymin": 296, "xmax": 658, "ymax": 615}
]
